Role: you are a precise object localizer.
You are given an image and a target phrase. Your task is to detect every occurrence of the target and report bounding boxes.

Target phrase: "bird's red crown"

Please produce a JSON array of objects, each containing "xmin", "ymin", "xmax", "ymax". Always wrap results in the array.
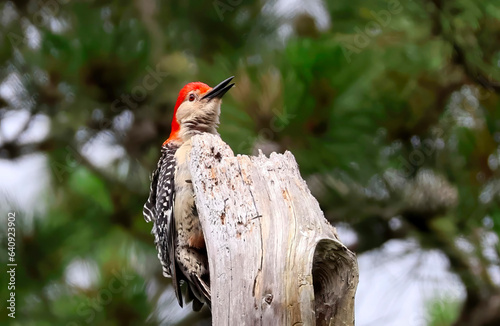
[{"xmin": 165, "ymin": 82, "xmax": 212, "ymax": 144}]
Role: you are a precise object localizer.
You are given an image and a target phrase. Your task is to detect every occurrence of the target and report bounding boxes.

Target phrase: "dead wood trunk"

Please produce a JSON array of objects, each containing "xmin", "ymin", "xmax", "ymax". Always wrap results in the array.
[{"xmin": 189, "ymin": 134, "xmax": 359, "ymax": 326}]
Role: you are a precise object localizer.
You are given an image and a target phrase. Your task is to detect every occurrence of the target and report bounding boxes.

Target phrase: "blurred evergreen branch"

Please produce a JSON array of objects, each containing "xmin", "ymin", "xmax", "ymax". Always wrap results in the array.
[{"xmin": 0, "ymin": 0, "xmax": 499, "ymax": 325}]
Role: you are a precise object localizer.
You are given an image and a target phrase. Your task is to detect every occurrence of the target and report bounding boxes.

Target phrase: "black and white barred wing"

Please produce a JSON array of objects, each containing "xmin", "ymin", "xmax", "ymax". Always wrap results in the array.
[{"xmin": 143, "ymin": 144, "xmax": 178, "ymax": 279}]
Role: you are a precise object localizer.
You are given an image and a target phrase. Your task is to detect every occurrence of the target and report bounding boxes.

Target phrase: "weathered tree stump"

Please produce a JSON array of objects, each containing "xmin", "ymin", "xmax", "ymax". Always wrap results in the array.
[{"xmin": 189, "ymin": 134, "xmax": 358, "ymax": 326}]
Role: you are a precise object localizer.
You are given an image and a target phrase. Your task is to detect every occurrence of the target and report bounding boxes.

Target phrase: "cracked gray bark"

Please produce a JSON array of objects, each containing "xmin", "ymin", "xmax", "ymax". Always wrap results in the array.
[{"xmin": 189, "ymin": 134, "xmax": 359, "ymax": 326}]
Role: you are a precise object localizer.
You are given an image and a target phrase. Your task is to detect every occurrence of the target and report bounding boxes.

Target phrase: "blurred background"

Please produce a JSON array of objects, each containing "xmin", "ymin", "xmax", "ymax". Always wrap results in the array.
[{"xmin": 0, "ymin": 0, "xmax": 499, "ymax": 325}]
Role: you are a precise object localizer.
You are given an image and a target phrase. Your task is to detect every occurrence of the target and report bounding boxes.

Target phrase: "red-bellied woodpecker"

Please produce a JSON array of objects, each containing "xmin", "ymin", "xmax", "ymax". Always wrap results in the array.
[{"xmin": 143, "ymin": 76, "xmax": 235, "ymax": 311}]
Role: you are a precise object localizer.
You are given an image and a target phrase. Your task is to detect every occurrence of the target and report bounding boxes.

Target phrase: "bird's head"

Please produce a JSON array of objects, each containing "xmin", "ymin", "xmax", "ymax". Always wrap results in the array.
[{"xmin": 165, "ymin": 76, "xmax": 234, "ymax": 143}]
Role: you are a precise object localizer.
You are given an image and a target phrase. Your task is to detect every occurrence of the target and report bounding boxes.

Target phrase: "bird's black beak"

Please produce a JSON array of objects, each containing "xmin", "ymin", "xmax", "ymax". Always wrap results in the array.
[{"xmin": 202, "ymin": 76, "xmax": 235, "ymax": 101}]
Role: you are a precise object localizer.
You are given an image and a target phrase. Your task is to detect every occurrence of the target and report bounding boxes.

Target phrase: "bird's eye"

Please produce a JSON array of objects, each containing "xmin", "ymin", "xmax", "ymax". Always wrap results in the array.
[{"xmin": 188, "ymin": 94, "xmax": 196, "ymax": 102}]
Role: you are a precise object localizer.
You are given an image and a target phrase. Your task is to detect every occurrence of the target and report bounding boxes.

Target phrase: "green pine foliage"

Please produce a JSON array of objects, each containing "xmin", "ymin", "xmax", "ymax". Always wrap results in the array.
[{"xmin": 0, "ymin": 0, "xmax": 499, "ymax": 325}]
